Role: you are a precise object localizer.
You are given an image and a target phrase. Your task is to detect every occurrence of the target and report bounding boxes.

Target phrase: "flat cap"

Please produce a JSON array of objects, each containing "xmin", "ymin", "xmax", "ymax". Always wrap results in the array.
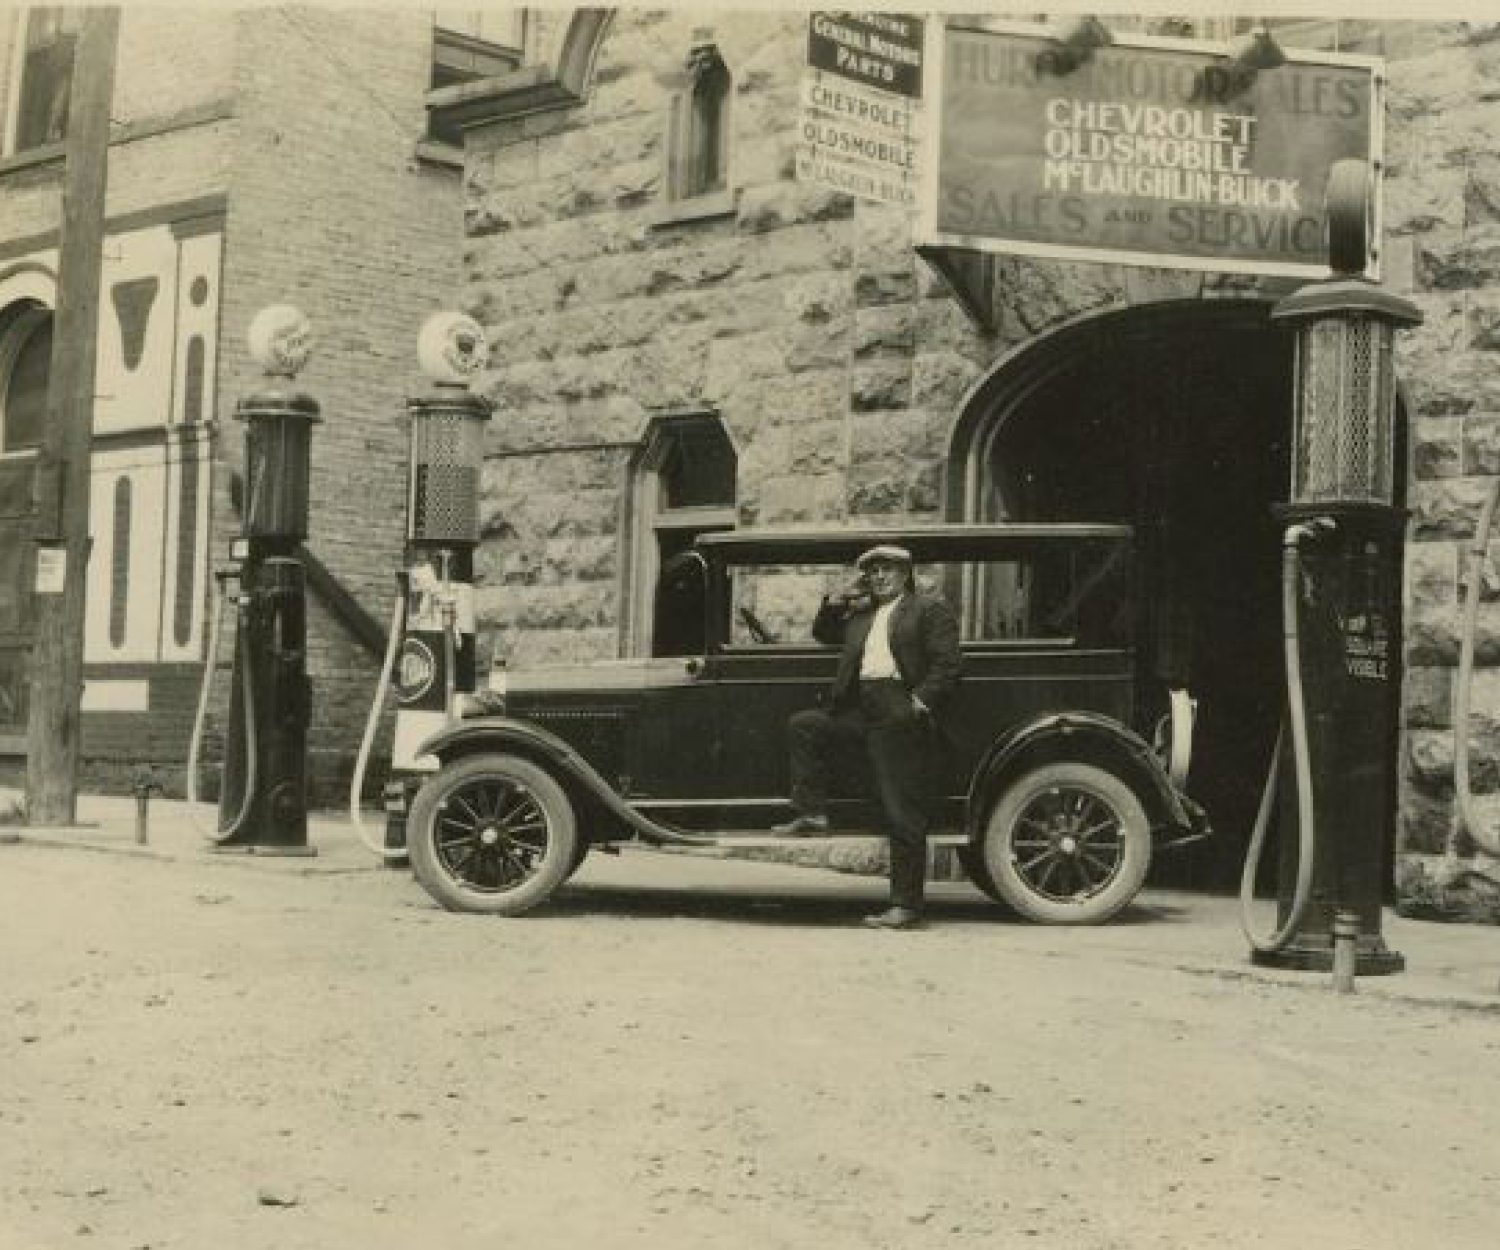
[{"xmin": 856, "ymin": 544, "xmax": 913, "ymax": 570}]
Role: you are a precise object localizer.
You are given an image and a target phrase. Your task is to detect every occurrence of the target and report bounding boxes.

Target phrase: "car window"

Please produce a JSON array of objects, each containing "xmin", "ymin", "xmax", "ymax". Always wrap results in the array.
[
  {"xmin": 715, "ymin": 542, "xmax": 1132, "ymax": 651},
  {"xmin": 726, "ymin": 563, "xmax": 835, "ymax": 646},
  {"xmin": 969, "ymin": 546, "xmax": 1131, "ymax": 647}
]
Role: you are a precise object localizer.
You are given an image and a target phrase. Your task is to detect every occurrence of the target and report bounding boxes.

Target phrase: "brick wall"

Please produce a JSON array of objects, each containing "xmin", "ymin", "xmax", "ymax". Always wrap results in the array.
[
  {"xmin": 213, "ymin": 6, "xmax": 464, "ymax": 790},
  {"xmin": 0, "ymin": 7, "xmax": 234, "ymax": 235},
  {"xmin": 1, "ymin": 7, "xmax": 461, "ymax": 803}
]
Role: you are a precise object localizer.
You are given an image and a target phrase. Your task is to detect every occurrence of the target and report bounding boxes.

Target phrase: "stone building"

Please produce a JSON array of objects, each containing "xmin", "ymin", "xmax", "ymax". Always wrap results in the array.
[
  {"xmin": 443, "ymin": 9, "xmax": 1500, "ymax": 912},
  {"xmin": 0, "ymin": 6, "xmax": 523, "ymax": 796}
]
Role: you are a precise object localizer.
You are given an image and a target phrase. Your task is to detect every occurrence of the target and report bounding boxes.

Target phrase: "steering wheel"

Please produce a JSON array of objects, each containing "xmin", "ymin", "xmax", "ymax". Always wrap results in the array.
[{"xmin": 738, "ymin": 606, "xmax": 778, "ymax": 644}]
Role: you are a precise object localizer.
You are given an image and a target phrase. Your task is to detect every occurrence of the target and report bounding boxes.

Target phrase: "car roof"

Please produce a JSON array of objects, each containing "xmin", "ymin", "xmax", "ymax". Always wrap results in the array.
[{"xmin": 695, "ymin": 522, "xmax": 1134, "ymax": 564}]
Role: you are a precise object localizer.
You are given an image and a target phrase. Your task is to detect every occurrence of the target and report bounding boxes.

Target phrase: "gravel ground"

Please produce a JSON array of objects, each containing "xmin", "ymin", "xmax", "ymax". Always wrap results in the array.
[{"xmin": 3, "ymin": 838, "xmax": 1498, "ymax": 1250}]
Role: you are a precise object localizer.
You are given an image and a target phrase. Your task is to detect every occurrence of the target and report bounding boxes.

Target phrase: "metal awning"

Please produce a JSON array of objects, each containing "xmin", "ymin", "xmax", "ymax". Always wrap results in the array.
[{"xmin": 915, "ymin": 245, "xmax": 1000, "ymax": 336}]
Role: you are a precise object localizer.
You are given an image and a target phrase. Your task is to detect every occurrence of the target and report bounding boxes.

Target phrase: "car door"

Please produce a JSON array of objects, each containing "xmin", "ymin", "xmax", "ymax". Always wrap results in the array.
[{"xmin": 696, "ymin": 558, "xmax": 843, "ymax": 824}]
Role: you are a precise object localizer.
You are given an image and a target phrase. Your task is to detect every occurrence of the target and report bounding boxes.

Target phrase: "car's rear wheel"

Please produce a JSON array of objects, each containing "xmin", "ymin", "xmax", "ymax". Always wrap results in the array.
[
  {"xmin": 408, "ymin": 753, "xmax": 578, "ymax": 915},
  {"xmin": 981, "ymin": 762, "xmax": 1151, "ymax": 924}
]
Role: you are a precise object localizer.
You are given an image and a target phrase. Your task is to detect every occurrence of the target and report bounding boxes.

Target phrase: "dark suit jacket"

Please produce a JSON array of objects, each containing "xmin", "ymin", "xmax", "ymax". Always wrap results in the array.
[{"xmin": 812, "ymin": 591, "xmax": 962, "ymax": 715}]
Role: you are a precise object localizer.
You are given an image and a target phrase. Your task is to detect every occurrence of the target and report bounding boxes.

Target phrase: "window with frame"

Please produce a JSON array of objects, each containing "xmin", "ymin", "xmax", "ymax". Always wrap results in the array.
[
  {"xmin": 6, "ymin": 6, "xmax": 82, "ymax": 154},
  {"xmin": 427, "ymin": 8, "xmax": 527, "ymax": 146},
  {"xmin": 666, "ymin": 42, "xmax": 732, "ymax": 202},
  {"xmin": 626, "ymin": 414, "xmax": 737, "ymax": 658}
]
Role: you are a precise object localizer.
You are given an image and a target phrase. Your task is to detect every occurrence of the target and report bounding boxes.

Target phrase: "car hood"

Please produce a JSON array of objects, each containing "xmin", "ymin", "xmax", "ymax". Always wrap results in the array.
[{"xmin": 505, "ymin": 657, "xmax": 700, "ymax": 694}]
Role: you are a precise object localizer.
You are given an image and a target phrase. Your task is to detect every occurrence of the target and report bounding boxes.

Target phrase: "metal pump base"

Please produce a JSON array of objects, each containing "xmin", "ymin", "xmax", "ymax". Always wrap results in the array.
[{"xmin": 1252, "ymin": 934, "xmax": 1405, "ymax": 975}]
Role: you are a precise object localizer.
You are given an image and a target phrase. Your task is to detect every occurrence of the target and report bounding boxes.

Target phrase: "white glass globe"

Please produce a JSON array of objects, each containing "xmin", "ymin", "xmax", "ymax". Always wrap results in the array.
[
  {"xmin": 247, "ymin": 305, "xmax": 312, "ymax": 378},
  {"xmin": 417, "ymin": 312, "xmax": 489, "ymax": 385}
]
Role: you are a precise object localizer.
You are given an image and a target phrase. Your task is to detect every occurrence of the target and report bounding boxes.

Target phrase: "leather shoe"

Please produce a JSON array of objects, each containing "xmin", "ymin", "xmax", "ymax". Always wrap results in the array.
[
  {"xmin": 770, "ymin": 813, "xmax": 830, "ymax": 836},
  {"xmin": 862, "ymin": 906, "xmax": 925, "ymax": 930}
]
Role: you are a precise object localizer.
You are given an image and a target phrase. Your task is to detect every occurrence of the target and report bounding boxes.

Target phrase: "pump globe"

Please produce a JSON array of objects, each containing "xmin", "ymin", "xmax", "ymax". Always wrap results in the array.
[
  {"xmin": 247, "ymin": 305, "xmax": 313, "ymax": 379},
  {"xmin": 417, "ymin": 311, "xmax": 489, "ymax": 385}
]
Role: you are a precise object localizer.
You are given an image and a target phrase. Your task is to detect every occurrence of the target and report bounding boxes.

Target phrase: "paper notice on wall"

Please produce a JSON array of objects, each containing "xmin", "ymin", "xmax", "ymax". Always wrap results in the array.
[{"xmin": 35, "ymin": 546, "xmax": 66, "ymax": 595}]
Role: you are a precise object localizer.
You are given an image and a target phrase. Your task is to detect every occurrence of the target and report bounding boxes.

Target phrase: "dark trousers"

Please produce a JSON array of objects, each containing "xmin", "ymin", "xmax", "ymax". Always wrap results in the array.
[{"xmin": 788, "ymin": 679, "xmax": 935, "ymax": 911}]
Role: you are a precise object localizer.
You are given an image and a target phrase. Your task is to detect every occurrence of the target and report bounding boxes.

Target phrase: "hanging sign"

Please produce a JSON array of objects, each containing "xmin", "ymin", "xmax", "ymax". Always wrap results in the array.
[
  {"xmin": 918, "ymin": 22, "xmax": 1383, "ymax": 278},
  {"xmin": 798, "ymin": 13, "xmax": 925, "ymax": 210}
]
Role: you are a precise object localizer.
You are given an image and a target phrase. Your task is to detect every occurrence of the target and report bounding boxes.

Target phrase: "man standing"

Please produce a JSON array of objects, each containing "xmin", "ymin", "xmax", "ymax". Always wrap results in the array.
[{"xmin": 772, "ymin": 545, "xmax": 962, "ymax": 930}]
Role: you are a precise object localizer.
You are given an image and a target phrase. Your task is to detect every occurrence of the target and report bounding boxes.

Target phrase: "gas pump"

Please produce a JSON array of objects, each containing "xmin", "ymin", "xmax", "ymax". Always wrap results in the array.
[
  {"xmin": 1240, "ymin": 161, "xmax": 1421, "ymax": 973},
  {"xmin": 348, "ymin": 312, "xmax": 492, "ymax": 859},
  {"xmin": 187, "ymin": 305, "xmax": 320, "ymax": 854}
]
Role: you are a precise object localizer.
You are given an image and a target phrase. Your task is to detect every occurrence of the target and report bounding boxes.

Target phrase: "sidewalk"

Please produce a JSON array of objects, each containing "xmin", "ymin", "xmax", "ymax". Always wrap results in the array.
[{"xmin": 7, "ymin": 792, "xmax": 1497, "ymax": 1012}]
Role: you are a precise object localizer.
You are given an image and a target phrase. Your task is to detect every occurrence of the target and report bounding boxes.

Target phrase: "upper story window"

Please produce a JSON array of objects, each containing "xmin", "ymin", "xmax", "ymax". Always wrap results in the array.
[
  {"xmin": 666, "ymin": 42, "xmax": 732, "ymax": 203},
  {"xmin": 0, "ymin": 303, "xmax": 52, "ymax": 455},
  {"xmin": 5, "ymin": 6, "xmax": 82, "ymax": 155},
  {"xmin": 428, "ymin": 8, "xmax": 526, "ymax": 146}
]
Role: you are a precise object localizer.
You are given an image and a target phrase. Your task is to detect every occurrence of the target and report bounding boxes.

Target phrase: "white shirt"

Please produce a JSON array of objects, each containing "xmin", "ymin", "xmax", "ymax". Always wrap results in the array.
[{"xmin": 859, "ymin": 596, "xmax": 903, "ymax": 681}]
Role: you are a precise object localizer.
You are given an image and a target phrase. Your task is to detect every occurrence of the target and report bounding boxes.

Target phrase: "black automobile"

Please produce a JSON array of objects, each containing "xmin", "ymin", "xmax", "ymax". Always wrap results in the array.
[{"xmin": 405, "ymin": 524, "xmax": 1208, "ymax": 922}]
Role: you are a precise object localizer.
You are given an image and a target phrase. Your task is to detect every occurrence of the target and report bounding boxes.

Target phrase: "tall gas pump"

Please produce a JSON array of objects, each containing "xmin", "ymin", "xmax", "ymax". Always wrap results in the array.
[
  {"xmin": 347, "ymin": 313, "xmax": 492, "ymax": 858},
  {"xmin": 1241, "ymin": 161, "xmax": 1422, "ymax": 973},
  {"xmin": 212, "ymin": 305, "xmax": 320, "ymax": 854}
]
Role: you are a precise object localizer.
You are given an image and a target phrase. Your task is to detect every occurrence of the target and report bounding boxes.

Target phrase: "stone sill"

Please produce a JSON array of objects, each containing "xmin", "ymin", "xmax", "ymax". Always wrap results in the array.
[
  {"xmin": 0, "ymin": 140, "xmax": 63, "ymax": 177},
  {"xmin": 646, "ymin": 188, "xmax": 739, "ymax": 231},
  {"xmin": 413, "ymin": 138, "xmax": 463, "ymax": 171},
  {"xmin": 0, "ymin": 99, "xmax": 233, "ymax": 182},
  {"xmin": 426, "ymin": 64, "xmax": 581, "ymax": 133}
]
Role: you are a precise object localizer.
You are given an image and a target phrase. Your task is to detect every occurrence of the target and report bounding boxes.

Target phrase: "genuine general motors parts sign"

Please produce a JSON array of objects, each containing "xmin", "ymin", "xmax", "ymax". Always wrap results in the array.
[{"xmin": 919, "ymin": 23, "xmax": 1382, "ymax": 278}]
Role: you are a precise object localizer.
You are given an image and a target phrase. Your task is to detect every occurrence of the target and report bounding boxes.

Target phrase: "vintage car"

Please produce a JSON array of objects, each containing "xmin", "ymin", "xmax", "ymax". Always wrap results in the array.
[{"xmin": 403, "ymin": 523, "xmax": 1208, "ymax": 923}]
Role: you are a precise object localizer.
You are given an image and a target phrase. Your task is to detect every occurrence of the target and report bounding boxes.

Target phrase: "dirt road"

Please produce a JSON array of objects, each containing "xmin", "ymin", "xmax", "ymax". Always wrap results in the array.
[{"xmin": 3, "ymin": 841, "xmax": 1497, "ymax": 1250}]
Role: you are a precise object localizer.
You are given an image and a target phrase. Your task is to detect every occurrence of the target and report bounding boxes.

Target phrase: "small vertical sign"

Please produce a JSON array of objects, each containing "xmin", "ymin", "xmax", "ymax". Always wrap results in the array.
[
  {"xmin": 34, "ymin": 545, "xmax": 66, "ymax": 595},
  {"xmin": 797, "ymin": 13, "xmax": 925, "ymax": 210}
]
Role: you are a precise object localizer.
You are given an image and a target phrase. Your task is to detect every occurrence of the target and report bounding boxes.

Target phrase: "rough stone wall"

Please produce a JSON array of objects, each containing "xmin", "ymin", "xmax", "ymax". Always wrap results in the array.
[
  {"xmin": 460, "ymin": 11, "xmax": 1293, "ymax": 666},
  {"xmin": 463, "ymin": 12, "xmax": 1500, "ymax": 913},
  {"xmin": 466, "ymin": 9, "xmax": 862, "ymax": 664},
  {"xmin": 1381, "ymin": 21, "xmax": 1500, "ymax": 911}
]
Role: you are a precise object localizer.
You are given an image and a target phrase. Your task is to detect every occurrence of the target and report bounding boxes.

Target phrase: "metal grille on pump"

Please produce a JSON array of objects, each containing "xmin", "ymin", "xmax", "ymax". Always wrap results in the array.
[
  {"xmin": 1294, "ymin": 316, "xmax": 1396, "ymax": 505},
  {"xmin": 409, "ymin": 407, "xmax": 484, "ymax": 541}
]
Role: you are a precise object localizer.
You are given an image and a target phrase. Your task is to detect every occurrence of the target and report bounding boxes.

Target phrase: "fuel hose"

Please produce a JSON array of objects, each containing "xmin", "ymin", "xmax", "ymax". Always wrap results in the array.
[
  {"xmin": 184, "ymin": 573, "xmax": 259, "ymax": 842},
  {"xmin": 1239, "ymin": 520, "xmax": 1328, "ymax": 953},
  {"xmin": 349, "ymin": 583, "xmax": 410, "ymax": 860}
]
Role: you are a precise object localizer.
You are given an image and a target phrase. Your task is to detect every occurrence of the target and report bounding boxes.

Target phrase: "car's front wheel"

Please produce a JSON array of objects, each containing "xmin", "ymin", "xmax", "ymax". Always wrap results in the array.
[
  {"xmin": 981, "ymin": 762, "xmax": 1151, "ymax": 924},
  {"xmin": 408, "ymin": 753, "xmax": 578, "ymax": 915}
]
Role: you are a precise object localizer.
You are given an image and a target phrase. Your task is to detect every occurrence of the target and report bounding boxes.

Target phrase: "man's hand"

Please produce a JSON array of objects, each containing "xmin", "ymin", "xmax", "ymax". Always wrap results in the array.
[
  {"xmin": 911, "ymin": 693, "xmax": 930, "ymax": 717},
  {"xmin": 831, "ymin": 578, "xmax": 872, "ymax": 610}
]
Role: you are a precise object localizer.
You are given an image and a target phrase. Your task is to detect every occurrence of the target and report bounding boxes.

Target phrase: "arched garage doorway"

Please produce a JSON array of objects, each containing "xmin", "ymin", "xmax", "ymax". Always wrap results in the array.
[{"xmin": 949, "ymin": 299, "xmax": 1298, "ymax": 889}]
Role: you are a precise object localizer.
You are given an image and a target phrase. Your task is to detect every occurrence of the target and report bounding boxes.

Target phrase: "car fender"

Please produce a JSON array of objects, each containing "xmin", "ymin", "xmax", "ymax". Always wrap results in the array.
[
  {"xmin": 965, "ymin": 711, "xmax": 1208, "ymax": 847},
  {"xmin": 415, "ymin": 716, "xmax": 717, "ymax": 848}
]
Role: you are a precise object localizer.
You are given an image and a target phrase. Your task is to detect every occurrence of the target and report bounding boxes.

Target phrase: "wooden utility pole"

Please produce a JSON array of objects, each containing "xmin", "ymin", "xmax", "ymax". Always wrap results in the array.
[{"xmin": 26, "ymin": 8, "xmax": 120, "ymax": 825}]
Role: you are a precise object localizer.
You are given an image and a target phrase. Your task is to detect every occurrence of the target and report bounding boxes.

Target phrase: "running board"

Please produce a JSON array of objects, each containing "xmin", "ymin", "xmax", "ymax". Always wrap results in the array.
[{"xmin": 635, "ymin": 831, "xmax": 972, "ymax": 851}]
